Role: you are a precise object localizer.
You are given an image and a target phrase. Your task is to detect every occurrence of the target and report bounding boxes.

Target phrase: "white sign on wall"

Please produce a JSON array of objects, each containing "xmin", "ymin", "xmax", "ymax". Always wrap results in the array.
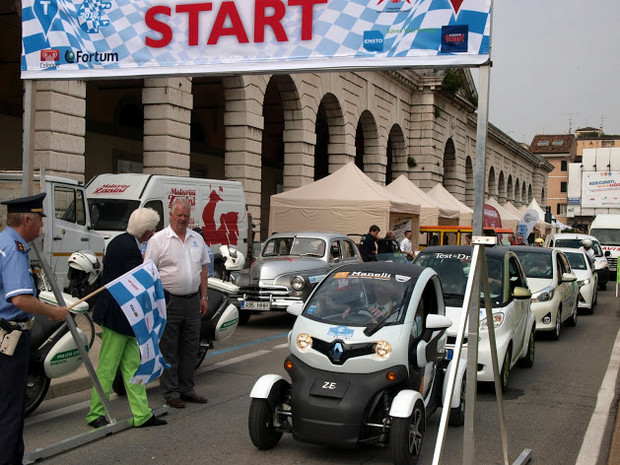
[{"xmin": 582, "ymin": 171, "xmax": 620, "ymax": 208}]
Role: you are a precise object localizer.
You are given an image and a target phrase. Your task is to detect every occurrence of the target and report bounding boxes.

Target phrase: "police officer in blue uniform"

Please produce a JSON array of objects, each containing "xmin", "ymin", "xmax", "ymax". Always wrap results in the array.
[{"xmin": 0, "ymin": 193, "xmax": 68, "ymax": 465}]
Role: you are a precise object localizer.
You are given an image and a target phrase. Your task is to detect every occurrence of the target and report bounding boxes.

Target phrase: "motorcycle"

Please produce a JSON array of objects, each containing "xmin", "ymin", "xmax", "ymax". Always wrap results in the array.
[{"xmin": 112, "ymin": 278, "xmax": 240, "ymax": 396}]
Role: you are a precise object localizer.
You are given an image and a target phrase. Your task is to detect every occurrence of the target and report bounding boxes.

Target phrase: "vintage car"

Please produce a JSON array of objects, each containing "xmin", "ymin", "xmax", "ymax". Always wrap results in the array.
[
  {"xmin": 233, "ymin": 232, "xmax": 362, "ymax": 323},
  {"xmin": 414, "ymin": 246, "xmax": 536, "ymax": 392},
  {"xmin": 248, "ymin": 262, "xmax": 460, "ymax": 465}
]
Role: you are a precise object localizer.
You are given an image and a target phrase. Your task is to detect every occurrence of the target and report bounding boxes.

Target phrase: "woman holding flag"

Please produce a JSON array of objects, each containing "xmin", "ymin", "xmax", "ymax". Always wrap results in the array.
[{"xmin": 86, "ymin": 207, "xmax": 167, "ymax": 429}]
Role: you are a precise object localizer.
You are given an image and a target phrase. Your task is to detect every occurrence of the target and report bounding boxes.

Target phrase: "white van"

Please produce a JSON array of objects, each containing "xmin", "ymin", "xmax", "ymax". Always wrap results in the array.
[
  {"xmin": 589, "ymin": 214, "xmax": 620, "ymax": 278},
  {"xmin": 86, "ymin": 173, "xmax": 253, "ymax": 272},
  {"xmin": 0, "ymin": 171, "xmax": 105, "ymax": 290}
]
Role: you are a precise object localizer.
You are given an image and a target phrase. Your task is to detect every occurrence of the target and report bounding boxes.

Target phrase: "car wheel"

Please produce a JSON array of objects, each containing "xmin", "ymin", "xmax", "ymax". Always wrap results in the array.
[
  {"xmin": 449, "ymin": 375, "xmax": 466, "ymax": 426},
  {"xmin": 248, "ymin": 398, "xmax": 283, "ymax": 450},
  {"xmin": 551, "ymin": 309, "xmax": 562, "ymax": 341},
  {"xmin": 391, "ymin": 399, "xmax": 425, "ymax": 465},
  {"xmin": 567, "ymin": 303, "xmax": 578, "ymax": 327},
  {"xmin": 518, "ymin": 327, "xmax": 535, "ymax": 368},
  {"xmin": 500, "ymin": 347, "xmax": 511, "ymax": 393},
  {"xmin": 591, "ymin": 287, "xmax": 598, "ymax": 312}
]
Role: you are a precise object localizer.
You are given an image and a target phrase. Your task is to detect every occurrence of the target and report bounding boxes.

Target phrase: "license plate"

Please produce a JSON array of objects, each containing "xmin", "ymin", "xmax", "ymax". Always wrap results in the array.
[
  {"xmin": 241, "ymin": 300, "xmax": 270, "ymax": 311},
  {"xmin": 310, "ymin": 379, "xmax": 350, "ymax": 399},
  {"xmin": 446, "ymin": 349, "xmax": 453, "ymax": 360}
]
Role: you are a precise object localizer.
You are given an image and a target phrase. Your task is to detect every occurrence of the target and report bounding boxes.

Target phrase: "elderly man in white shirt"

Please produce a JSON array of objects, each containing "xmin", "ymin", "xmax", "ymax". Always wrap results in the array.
[{"xmin": 144, "ymin": 198, "xmax": 210, "ymax": 409}]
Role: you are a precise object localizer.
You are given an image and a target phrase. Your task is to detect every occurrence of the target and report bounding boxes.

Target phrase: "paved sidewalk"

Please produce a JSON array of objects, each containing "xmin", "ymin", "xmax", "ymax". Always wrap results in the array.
[{"xmin": 609, "ymin": 401, "xmax": 620, "ymax": 465}]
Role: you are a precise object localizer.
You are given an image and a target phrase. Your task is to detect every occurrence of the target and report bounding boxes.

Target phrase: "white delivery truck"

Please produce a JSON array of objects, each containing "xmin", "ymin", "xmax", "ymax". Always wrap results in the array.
[
  {"xmin": 589, "ymin": 214, "xmax": 620, "ymax": 279},
  {"xmin": 0, "ymin": 171, "xmax": 105, "ymax": 291},
  {"xmin": 85, "ymin": 173, "xmax": 253, "ymax": 274}
]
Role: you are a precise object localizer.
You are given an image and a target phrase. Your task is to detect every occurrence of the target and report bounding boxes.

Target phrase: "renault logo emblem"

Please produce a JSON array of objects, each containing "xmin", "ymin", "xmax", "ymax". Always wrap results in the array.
[{"xmin": 331, "ymin": 342, "xmax": 344, "ymax": 361}]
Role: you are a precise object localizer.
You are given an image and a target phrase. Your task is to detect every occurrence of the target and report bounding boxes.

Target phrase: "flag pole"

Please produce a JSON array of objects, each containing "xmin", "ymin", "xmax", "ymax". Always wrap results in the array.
[{"xmin": 66, "ymin": 285, "xmax": 107, "ymax": 311}]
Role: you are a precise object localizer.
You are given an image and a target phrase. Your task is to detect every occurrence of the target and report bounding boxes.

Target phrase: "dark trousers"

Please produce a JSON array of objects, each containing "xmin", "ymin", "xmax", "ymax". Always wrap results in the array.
[
  {"xmin": 0, "ymin": 330, "xmax": 31, "ymax": 465},
  {"xmin": 160, "ymin": 294, "xmax": 201, "ymax": 401}
]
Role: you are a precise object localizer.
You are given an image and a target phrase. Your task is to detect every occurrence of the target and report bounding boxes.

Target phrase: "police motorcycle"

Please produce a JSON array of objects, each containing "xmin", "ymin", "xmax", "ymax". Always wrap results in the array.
[
  {"xmin": 249, "ymin": 262, "xmax": 462, "ymax": 465},
  {"xmin": 24, "ymin": 251, "xmax": 101, "ymax": 416}
]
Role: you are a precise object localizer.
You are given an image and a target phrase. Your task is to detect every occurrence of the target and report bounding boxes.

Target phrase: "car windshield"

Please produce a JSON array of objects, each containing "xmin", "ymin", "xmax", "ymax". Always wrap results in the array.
[
  {"xmin": 262, "ymin": 236, "xmax": 326, "ymax": 258},
  {"xmin": 512, "ymin": 251, "xmax": 553, "ymax": 279},
  {"xmin": 414, "ymin": 252, "xmax": 504, "ymax": 306},
  {"xmin": 590, "ymin": 229, "xmax": 620, "ymax": 245},
  {"xmin": 554, "ymin": 238, "xmax": 604, "ymax": 256},
  {"xmin": 563, "ymin": 252, "xmax": 588, "ymax": 271},
  {"xmin": 88, "ymin": 199, "xmax": 140, "ymax": 231},
  {"xmin": 303, "ymin": 271, "xmax": 413, "ymax": 328}
]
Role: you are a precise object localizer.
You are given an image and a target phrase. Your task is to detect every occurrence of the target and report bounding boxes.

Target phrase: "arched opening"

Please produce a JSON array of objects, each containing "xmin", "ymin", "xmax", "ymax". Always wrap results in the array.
[
  {"xmin": 387, "ymin": 124, "xmax": 407, "ymax": 181},
  {"xmin": 442, "ymin": 138, "xmax": 458, "ymax": 191},
  {"xmin": 355, "ymin": 111, "xmax": 381, "ymax": 182},
  {"xmin": 487, "ymin": 167, "xmax": 497, "ymax": 199},
  {"xmin": 498, "ymin": 171, "xmax": 506, "ymax": 203},
  {"xmin": 465, "ymin": 156, "xmax": 474, "ymax": 207},
  {"xmin": 192, "ymin": 77, "xmax": 226, "ymax": 178}
]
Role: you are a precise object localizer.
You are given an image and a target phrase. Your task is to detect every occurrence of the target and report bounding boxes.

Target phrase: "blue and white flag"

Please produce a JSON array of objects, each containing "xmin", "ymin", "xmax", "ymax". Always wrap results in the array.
[{"xmin": 105, "ymin": 259, "xmax": 169, "ymax": 385}]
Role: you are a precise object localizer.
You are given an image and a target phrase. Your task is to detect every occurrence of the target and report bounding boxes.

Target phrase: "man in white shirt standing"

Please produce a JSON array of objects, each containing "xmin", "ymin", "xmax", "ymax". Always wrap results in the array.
[
  {"xmin": 400, "ymin": 230, "xmax": 415, "ymax": 261},
  {"xmin": 144, "ymin": 198, "xmax": 210, "ymax": 409}
]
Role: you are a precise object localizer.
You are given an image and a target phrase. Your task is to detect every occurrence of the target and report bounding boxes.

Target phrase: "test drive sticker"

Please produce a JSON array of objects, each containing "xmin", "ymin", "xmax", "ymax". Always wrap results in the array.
[{"xmin": 327, "ymin": 326, "xmax": 354, "ymax": 340}]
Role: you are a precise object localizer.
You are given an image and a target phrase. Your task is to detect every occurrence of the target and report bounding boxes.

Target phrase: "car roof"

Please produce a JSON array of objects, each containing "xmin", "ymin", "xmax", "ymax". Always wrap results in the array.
[
  {"xmin": 507, "ymin": 245, "xmax": 555, "ymax": 255},
  {"xmin": 267, "ymin": 231, "xmax": 353, "ymax": 241},
  {"xmin": 556, "ymin": 247, "xmax": 587, "ymax": 257},
  {"xmin": 331, "ymin": 261, "xmax": 427, "ymax": 279},
  {"xmin": 548, "ymin": 233, "xmax": 600, "ymax": 242},
  {"xmin": 416, "ymin": 245, "xmax": 512, "ymax": 260}
]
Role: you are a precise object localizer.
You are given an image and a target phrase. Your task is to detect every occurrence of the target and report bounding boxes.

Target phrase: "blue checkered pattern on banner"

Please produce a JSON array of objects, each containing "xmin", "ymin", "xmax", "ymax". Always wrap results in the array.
[
  {"xmin": 106, "ymin": 260, "xmax": 169, "ymax": 385},
  {"xmin": 21, "ymin": 0, "xmax": 490, "ymax": 77}
]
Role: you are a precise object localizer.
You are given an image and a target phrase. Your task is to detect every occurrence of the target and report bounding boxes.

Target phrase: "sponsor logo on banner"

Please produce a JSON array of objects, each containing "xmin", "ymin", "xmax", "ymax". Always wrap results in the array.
[
  {"xmin": 441, "ymin": 25, "xmax": 468, "ymax": 53},
  {"xmin": 40, "ymin": 49, "xmax": 60, "ymax": 69},
  {"xmin": 65, "ymin": 50, "xmax": 119, "ymax": 64},
  {"xmin": 363, "ymin": 31, "xmax": 384, "ymax": 52}
]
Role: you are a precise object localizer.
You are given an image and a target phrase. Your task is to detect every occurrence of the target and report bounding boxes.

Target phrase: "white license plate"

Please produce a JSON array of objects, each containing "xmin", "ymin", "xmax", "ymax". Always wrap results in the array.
[{"xmin": 242, "ymin": 300, "xmax": 270, "ymax": 311}]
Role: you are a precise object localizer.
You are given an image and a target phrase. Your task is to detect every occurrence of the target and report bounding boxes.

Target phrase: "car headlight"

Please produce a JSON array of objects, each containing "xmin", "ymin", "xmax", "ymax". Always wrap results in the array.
[
  {"xmin": 296, "ymin": 333, "xmax": 313, "ymax": 352},
  {"xmin": 291, "ymin": 275, "xmax": 305, "ymax": 290},
  {"xmin": 375, "ymin": 340, "xmax": 392, "ymax": 359},
  {"xmin": 578, "ymin": 279, "xmax": 590, "ymax": 288},
  {"xmin": 532, "ymin": 286, "xmax": 554, "ymax": 303},
  {"xmin": 480, "ymin": 312, "xmax": 505, "ymax": 330}
]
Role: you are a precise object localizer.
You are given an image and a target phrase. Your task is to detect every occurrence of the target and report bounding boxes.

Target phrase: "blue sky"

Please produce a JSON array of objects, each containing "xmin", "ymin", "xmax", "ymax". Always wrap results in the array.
[{"xmin": 476, "ymin": 0, "xmax": 620, "ymax": 144}]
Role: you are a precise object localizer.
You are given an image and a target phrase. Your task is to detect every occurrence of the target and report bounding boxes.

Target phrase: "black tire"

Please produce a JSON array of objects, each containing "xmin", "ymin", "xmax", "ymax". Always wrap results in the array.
[
  {"xmin": 239, "ymin": 311, "xmax": 252, "ymax": 325},
  {"xmin": 566, "ymin": 304, "xmax": 578, "ymax": 327},
  {"xmin": 518, "ymin": 327, "xmax": 535, "ymax": 368},
  {"xmin": 390, "ymin": 400, "xmax": 425, "ymax": 465},
  {"xmin": 112, "ymin": 369, "xmax": 126, "ymax": 396},
  {"xmin": 248, "ymin": 398, "xmax": 283, "ymax": 450},
  {"xmin": 25, "ymin": 366, "xmax": 51, "ymax": 417},
  {"xmin": 591, "ymin": 286, "xmax": 598, "ymax": 312},
  {"xmin": 449, "ymin": 375, "xmax": 466, "ymax": 426},
  {"xmin": 551, "ymin": 309, "xmax": 562, "ymax": 340},
  {"xmin": 500, "ymin": 347, "xmax": 511, "ymax": 393},
  {"xmin": 196, "ymin": 343, "xmax": 209, "ymax": 369}
]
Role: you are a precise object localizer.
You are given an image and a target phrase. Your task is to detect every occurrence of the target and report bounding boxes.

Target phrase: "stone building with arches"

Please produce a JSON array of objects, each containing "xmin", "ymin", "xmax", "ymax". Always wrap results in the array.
[{"xmin": 0, "ymin": 6, "xmax": 551, "ymax": 241}]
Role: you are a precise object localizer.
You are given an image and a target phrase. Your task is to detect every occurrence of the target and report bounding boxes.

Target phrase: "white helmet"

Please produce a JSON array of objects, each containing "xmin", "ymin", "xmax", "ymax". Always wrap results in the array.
[
  {"xmin": 220, "ymin": 245, "xmax": 246, "ymax": 271},
  {"xmin": 68, "ymin": 250, "xmax": 102, "ymax": 285},
  {"xmin": 581, "ymin": 239, "xmax": 593, "ymax": 248}
]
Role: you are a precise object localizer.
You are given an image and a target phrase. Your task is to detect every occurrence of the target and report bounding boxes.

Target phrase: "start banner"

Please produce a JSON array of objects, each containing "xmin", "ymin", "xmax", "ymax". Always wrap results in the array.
[{"xmin": 21, "ymin": 0, "xmax": 492, "ymax": 79}]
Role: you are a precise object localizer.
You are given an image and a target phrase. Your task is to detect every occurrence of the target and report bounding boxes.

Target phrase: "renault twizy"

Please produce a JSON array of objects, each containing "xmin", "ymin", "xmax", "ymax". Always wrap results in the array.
[{"xmin": 248, "ymin": 262, "xmax": 460, "ymax": 465}]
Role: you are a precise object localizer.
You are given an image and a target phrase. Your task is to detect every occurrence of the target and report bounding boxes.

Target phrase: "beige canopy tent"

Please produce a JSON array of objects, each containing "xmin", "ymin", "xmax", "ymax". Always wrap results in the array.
[
  {"xmin": 484, "ymin": 197, "xmax": 520, "ymax": 232},
  {"xmin": 502, "ymin": 201, "xmax": 523, "ymax": 220},
  {"xmin": 386, "ymin": 176, "xmax": 460, "ymax": 225},
  {"xmin": 268, "ymin": 163, "xmax": 421, "ymax": 236},
  {"xmin": 427, "ymin": 183, "xmax": 473, "ymax": 225}
]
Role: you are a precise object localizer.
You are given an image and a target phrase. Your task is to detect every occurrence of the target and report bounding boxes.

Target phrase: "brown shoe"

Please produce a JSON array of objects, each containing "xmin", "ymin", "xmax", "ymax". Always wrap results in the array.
[
  {"xmin": 181, "ymin": 393, "xmax": 208, "ymax": 404},
  {"xmin": 167, "ymin": 398, "xmax": 185, "ymax": 409}
]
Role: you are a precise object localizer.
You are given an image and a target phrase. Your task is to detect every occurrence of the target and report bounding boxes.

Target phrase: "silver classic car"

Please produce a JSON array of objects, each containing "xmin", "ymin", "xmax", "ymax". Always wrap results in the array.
[{"xmin": 233, "ymin": 232, "xmax": 362, "ymax": 323}]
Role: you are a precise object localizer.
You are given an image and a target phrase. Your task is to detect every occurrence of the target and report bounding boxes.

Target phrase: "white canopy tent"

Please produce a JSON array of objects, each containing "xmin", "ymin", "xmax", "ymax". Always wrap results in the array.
[
  {"xmin": 386, "ymin": 176, "xmax": 460, "ymax": 225},
  {"xmin": 484, "ymin": 197, "xmax": 520, "ymax": 232},
  {"xmin": 268, "ymin": 163, "xmax": 420, "ymax": 236},
  {"xmin": 427, "ymin": 184, "xmax": 473, "ymax": 225},
  {"xmin": 502, "ymin": 201, "xmax": 523, "ymax": 220}
]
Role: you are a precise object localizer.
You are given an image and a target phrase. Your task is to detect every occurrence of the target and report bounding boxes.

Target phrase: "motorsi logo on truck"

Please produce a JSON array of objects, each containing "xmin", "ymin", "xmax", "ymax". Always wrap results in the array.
[
  {"xmin": 65, "ymin": 50, "xmax": 119, "ymax": 64},
  {"xmin": 92, "ymin": 184, "xmax": 130, "ymax": 194}
]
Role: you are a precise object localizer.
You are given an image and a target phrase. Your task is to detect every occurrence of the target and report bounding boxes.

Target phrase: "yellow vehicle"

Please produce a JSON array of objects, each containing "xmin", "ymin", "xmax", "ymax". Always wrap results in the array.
[{"xmin": 418, "ymin": 225, "xmax": 514, "ymax": 249}]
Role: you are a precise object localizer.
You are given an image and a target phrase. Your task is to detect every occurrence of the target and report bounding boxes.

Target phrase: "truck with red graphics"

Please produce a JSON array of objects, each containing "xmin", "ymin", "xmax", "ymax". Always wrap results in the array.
[{"xmin": 85, "ymin": 173, "xmax": 252, "ymax": 275}]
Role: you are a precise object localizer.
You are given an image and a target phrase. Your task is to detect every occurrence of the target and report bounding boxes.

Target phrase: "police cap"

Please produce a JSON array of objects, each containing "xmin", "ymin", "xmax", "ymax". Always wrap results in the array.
[{"xmin": 1, "ymin": 192, "xmax": 47, "ymax": 217}]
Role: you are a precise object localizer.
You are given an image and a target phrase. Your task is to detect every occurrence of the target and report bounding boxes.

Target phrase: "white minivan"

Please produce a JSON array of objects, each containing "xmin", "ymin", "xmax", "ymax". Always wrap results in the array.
[
  {"xmin": 86, "ymin": 173, "xmax": 253, "ymax": 274},
  {"xmin": 589, "ymin": 214, "xmax": 620, "ymax": 280}
]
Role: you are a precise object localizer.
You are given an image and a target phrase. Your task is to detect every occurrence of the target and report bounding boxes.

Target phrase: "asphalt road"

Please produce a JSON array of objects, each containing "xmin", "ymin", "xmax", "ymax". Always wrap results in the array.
[{"xmin": 23, "ymin": 286, "xmax": 620, "ymax": 465}]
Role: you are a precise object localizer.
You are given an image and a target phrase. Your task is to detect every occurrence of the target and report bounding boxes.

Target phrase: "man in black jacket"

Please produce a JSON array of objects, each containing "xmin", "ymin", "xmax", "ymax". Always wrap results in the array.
[
  {"xmin": 359, "ymin": 225, "xmax": 380, "ymax": 262},
  {"xmin": 86, "ymin": 208, "xmax": 167, "ymax": 428}
]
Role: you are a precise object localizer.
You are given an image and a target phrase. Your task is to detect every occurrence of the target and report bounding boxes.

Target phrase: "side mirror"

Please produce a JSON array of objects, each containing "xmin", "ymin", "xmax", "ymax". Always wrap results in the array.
[
  {"xmin": 513, "ymin": 286, "xmax": 532, "ymax": 300},
  {"xmin": 561, "ymin": 272, "xmax": 577, "ymax": 283},
  {"xmin": 286, "ymin": 301, "xmax": 304, "ymax": 316},
  {"xmin": 425, "ymin": 314, "xmax": 453, "ymax": 330}
]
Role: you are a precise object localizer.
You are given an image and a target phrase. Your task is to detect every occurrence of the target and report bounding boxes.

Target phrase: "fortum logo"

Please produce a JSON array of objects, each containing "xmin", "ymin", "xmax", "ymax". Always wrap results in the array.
[
  {"xmin": 363, "ymin": 31, "xmax": 384, "ymax": 52},
  {"xmin": 65, "ymin": 50, "xmax": 119, "ymax": 64}
]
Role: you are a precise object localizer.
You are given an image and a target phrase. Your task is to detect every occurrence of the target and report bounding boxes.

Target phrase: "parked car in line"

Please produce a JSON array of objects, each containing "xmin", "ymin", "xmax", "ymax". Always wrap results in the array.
[
  {"xmin": 509, "ymin": 246, "xmax": 579, "ymax": 340},
  {"xmin": 248, "ymin": 262, "xmax": 459, "ymax": 465},
  {"xmin": 557, "ymin": 248, "xmax": 598, "ymax": 313},
  {"xmin": 544, "ymin": 233, "xmax": 609, "ymax": 290},
  {"xmin": 413, "ymin": 246, "xmax": 536, "ymax": 392},
  {"xmin": 233, "ymin": 232, "xmax": 362, "ymax": 323}
]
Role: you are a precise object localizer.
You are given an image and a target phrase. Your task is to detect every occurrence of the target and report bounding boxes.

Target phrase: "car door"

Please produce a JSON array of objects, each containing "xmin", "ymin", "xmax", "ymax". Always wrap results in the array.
[
  {"xmin": 507, "ymin": 256, "xmax": 528, "ymax": 353},
  {"xmin": 340, "ymin": 238, "xmax": 363, "ymax": 265},
  {"xmin": 557, "ymin": 252, "xmax": 578, "ymax": 316}
]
